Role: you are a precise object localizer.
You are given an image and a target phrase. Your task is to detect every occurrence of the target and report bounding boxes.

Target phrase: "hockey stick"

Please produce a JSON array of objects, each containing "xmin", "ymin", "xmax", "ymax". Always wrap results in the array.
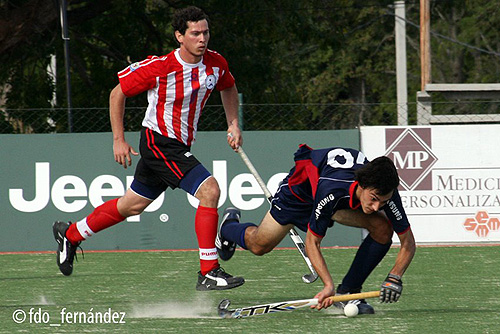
[
  {"xmin": 217, "ymin": 290, "xmax": 380, "ymax": 318},
  {"xmin": 236, "ymin": 146, "xmax": 318, "ymax": 283}
]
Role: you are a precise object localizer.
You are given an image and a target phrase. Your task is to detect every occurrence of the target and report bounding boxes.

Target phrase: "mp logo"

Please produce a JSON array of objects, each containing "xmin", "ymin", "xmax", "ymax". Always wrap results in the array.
[{"xmin": 385, "ymin": 128, "xmax": 438, "ymax": 191}]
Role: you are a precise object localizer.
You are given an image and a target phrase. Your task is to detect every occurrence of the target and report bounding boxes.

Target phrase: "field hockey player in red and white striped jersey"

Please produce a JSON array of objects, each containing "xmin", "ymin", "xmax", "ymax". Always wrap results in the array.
[{"xmin": 53, "ymin": 6, "xmax": 244, "ymax": 291}]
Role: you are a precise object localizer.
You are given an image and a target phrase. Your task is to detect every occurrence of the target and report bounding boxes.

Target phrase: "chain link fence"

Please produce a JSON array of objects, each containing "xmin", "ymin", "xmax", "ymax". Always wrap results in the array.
[{"xmin": 1, "ymin": 101, "xmax": 499, "ymax": 134}]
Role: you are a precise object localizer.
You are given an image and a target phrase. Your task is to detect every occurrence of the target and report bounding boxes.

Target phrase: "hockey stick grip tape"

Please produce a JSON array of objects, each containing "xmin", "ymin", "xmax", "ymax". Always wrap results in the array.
[{"xmin": 328, "ymin": 290, "xmax": 380, "ymax": 303}]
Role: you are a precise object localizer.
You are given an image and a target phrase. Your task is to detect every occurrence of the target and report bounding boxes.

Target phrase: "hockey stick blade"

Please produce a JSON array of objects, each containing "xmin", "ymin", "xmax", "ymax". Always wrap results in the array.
[
  {"xmin": 217, "ymin": 299, "xmax": 233, "ymax": 318},
  {"xmin": 302, "ymin": 273, "xmax": 318, "ymax": 283}
]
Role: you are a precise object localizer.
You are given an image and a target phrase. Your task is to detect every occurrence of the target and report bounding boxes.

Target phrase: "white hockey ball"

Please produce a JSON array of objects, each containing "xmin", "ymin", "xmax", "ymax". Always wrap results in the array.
[{"xmin": 344, "ymin": 303, "xmax": 359, "ymax": 317}]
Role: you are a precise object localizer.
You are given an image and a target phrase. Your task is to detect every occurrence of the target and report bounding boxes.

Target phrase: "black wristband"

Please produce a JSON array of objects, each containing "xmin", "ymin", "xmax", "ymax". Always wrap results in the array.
[{"xmin": 387, "ymin": 273, "xmax": 402, "ymax": 283}]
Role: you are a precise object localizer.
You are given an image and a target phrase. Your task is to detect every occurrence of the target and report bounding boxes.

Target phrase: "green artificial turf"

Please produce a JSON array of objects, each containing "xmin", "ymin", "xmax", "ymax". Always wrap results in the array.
[{"xmin": 1, "ymin": 246, "xmax": 499, "ymax": 333}]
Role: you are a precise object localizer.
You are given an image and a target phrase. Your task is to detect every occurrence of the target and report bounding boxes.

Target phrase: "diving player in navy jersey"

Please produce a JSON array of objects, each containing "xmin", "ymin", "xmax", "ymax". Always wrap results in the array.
[{"xmin": 216, "ymin": 144, "xmax": 416, "ymax": 313}]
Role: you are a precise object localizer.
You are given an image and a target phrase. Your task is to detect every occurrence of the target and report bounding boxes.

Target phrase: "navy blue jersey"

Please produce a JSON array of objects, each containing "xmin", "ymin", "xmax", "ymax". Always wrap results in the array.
[{"xmin": 270, "ymin": 145, "xmax": 410, "ymax": 237}]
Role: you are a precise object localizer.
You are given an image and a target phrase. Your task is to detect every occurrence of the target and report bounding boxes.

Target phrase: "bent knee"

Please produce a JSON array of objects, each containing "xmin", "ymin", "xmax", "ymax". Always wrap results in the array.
[
  {"xmin": 196, "ymin": 177, "xmax": 220, "ymax": 201},
  {"xmin": 370, "ymin": 222, "xmax": 393, "ymax": 244},
  {"xmin": 117, "ymin": 193, "xmax": 151, "ymax": 217},
  {"xmin": 250, "ymin": 244, "xmax": 273, "ymax": 256}
]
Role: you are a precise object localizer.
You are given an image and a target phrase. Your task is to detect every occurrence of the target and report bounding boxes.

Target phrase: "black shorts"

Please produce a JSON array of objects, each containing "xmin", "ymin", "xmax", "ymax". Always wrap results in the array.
[
  {"xmin": 270, "ymin": 176, "xmax": 312, "ymax": 233},
  {"xmin": 134, "ymin": 127, "xmax": 205, "ymax": 193}
]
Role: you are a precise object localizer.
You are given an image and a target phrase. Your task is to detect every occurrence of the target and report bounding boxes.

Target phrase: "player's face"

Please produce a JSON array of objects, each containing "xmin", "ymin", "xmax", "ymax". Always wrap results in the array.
[
  {"xmin": 358, "ymin": 187, "xmax": 393, "ymax": 214},
  {"xmin": 177, "ymin": 19, "xmax": 210, "ymax": 63}
]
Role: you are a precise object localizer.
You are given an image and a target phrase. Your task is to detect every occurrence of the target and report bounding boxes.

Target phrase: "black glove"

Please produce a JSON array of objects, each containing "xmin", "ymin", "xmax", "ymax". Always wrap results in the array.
[{"xmin": 380, "ymin": 274, "xmax": 403, "ymax": 303}]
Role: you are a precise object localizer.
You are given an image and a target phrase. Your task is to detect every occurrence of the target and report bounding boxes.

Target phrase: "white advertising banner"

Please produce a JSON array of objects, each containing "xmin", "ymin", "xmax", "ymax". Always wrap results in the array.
[{"xmin": 360, "ymin": 125, "xmax": 500, "ymax": 244}]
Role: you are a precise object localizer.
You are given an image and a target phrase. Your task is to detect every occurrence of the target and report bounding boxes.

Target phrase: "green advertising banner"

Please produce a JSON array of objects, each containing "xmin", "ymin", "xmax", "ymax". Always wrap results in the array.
[{"xmin": 0, "ymin": 130, "xmax": 359, "ymax": 252}]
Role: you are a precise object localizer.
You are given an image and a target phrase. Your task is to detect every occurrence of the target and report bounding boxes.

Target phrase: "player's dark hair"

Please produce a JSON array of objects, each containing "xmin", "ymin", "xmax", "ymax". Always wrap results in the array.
[
  {"xmin": 172, "ymin": 6, "xmax": 209, "ymax": 36},
  {"xmin": 355, "ymin": 156, "xmax": 399, "ymax": 195}
]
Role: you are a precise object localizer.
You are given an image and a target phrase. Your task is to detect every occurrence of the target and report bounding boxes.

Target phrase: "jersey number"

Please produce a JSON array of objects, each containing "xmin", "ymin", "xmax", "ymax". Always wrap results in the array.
[{"xmin": 327, "ymin": 148, "xmax": 366, "ymax": 169}]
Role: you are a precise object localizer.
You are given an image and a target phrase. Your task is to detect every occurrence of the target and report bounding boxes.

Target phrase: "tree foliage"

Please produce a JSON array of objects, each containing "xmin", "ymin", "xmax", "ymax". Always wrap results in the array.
[{"xmin": 1, "ymin": 0, "xmax": 499, "ymax": 132}]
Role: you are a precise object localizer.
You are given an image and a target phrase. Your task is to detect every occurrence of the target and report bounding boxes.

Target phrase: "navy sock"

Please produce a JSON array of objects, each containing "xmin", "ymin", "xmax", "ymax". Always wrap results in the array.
[
  {"xmin": 221, "ymin": 221, "xmax": 256, "ymax": 250},
  {"xmin": 339, "ymin": 234, "xmax": 392, "ymax": 292}
]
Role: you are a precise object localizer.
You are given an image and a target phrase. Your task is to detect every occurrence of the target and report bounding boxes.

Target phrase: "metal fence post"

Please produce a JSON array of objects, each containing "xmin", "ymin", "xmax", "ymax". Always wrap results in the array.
[
  {"xmin": 416, "ymin": 91, "xmax": 431, "ymax": 125},
  {"xmin": 59, "ymin": 0, "xmax": 73, "ymax": 133},
  {"xmin": 395, "ymin": 1, "xmax": 408, "ymax": 126}
]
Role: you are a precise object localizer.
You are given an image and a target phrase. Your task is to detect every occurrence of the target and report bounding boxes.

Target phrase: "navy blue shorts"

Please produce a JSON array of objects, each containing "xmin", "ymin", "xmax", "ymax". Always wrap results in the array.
[
  {"xmin": 131, "ymin": 128, "xmax": 211, "ymax": 200},
  {"xmin": 269, "ymin": 176, "xmax": 313, "ymax": 233}
]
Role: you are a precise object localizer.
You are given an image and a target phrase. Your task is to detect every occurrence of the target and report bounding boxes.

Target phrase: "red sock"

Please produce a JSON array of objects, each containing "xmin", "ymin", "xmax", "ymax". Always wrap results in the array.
[
  {"xmin": 66, "ymin": 198, "xmax": 125, "ymax": 244},
  {"xmin": 195, "ymin": 206, "xmax": 219, "ymax": 275}
]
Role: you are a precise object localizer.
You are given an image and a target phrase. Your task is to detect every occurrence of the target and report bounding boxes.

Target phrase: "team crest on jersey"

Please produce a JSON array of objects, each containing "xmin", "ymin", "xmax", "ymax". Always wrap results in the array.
[
  {"xmin": 129, "ymin": 62, "xmax": 140, "ymax": 72},
  {"xmin": 205, "ymin": 74, "xmax": 216, "ymax": 90}
]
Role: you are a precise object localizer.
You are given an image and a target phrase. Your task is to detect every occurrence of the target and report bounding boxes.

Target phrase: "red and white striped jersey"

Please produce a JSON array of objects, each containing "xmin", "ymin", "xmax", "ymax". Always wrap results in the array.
[{"xmin": 117, "ymin": 49, "xmax": 235, "ymax": 146}]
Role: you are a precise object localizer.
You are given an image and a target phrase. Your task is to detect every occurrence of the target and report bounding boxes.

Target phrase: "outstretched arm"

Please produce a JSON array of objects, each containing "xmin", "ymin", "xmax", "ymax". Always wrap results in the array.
[
  {"xmin": 220, "ymin": 84, "xmax": 242, "ymax": 150},
  {"xmin": 380, "ymin": 227, "xmax": 416, "ymax": 303},
  {"xmin": 391, "ymin": 228, "xmax": 416, "ymax": 276},
  {"xmin": 109, "ymin": 84, "xmax": 138, "ymax": 169},
  {"xmin": 305, "ymin": 230, "xmax": 335, "ymax": 310}
]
